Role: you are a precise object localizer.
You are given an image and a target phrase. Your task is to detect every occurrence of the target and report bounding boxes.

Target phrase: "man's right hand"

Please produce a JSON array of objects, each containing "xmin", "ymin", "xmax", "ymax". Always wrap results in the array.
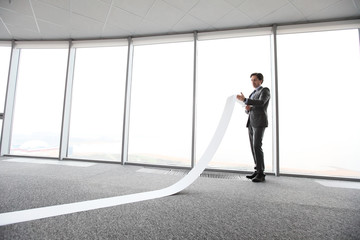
[{"xmin": 237, "ymin": 93, "xmax": 245, "ymax": 101}]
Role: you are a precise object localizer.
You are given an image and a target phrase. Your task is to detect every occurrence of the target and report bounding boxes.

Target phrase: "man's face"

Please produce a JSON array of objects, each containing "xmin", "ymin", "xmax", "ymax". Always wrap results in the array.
[{"xmin": 251, "ymin": 75, "xmax": 262, "ymax": 89}]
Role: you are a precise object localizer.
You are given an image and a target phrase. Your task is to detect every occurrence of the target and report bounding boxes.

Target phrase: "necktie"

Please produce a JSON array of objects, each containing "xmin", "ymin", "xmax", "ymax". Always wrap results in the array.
[{"xmin": 250, "ymin": 90, "xmax": 256, "ymax": 99}]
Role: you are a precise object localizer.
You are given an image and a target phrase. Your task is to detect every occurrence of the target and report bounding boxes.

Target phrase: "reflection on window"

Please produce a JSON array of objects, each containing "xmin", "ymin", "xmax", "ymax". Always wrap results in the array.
[
  {"xmin": 0, "ymin": 46, "xmax": 11, "ymax": 113},
  {"xmin": 197, "ymin": 36, "xmax": 272, "ymax": 172},
  {"xmin": 278, "ymin": 29, "xmax": 360, "ymax": 178},
  {"xmin": 68, "ymin": 47, "xmax": 127, "ymax": 161},
  {"xmin": 10, "ymin": 49, "xmax": 68, "ymax": 157},
  {"xmin": 0, "ymin": 119, "xmax": 2, "ymax": 140},
  {"xmin": 128, "ymin": 41, "xmax": 194, "ymax": 167}
]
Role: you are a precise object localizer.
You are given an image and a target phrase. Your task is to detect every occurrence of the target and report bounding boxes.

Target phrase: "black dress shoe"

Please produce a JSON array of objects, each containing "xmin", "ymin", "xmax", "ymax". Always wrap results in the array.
[
  {"xmin": 246, "ymin": 172, "xmax": 258, "ymax": 179},
  {"xmin": 252, "ymin": 174, "xmax": 265, "ymax": 182}
]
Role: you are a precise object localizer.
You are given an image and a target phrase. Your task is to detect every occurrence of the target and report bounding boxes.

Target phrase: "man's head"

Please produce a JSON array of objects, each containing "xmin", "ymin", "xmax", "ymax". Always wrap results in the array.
[{"xmin": 250, "ymin": 72, "xmax": 263, "ymax": 88}]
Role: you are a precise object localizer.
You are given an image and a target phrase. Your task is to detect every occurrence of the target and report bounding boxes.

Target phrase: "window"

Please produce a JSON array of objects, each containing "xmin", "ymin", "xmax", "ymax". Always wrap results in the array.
[
  {"xmin": 128, "ymin": 41, "xmax": 194, "ymax": 167},
  {"xmin": 197, "ymin": 35, "xmax": 273, "ymax": 172},
  {"xmin": 0, "ymin": 46, "xmax": 11, "ymax": 113},
  {"xmin": 68, "ymin": 46, "xmax": 128, "ymax": 161},
  {"xmin": 10, "ymin": 48, "xmax": 68, "ymax": 157},
  {"xmin": 278, "ymin": 29, "xmax": 360, "ymax": 178},
  {"xmin": 0, "ymin": 45, "xmax": 11, "ymax": 143}
]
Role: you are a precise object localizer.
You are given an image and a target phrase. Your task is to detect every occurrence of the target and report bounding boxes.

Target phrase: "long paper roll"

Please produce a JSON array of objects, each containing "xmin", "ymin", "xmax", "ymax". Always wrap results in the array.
[{"xmin": 0, "ymin": 95, "xmax": 238, "ymax": 226}]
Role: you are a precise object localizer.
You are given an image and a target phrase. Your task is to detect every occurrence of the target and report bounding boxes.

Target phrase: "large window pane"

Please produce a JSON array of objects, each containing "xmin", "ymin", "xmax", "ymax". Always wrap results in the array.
[
  {"xmin": 0, "ymin": 46, "xmax": 11, "ymax": 113},
  {"xmin": 128, "ymin": 41, "xmax": 194, "ymax": 167},
  {"xmin": 278, "ymin": 29, "xmax": 360, "ymax": 178},
  {"xmin": 68, "ymin": 46, "xmax": 127, "ymax": 161},
  {"xmin": 10, "ymin": 49, "xmax": 68, "ymax": 157},
  {"xmin": 0, "ymin": 46, "xmax": 11, "ymax": 144},
  {"xmin": 197, "ymin": 36, "xmax": 273, "ymax": 172}
]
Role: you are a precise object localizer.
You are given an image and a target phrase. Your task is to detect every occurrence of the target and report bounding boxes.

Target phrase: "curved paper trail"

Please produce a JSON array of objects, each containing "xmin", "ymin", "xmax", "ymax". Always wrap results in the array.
[{"xmin": 0, "ymin": 95, "xmax": 237, "ymax": 226}]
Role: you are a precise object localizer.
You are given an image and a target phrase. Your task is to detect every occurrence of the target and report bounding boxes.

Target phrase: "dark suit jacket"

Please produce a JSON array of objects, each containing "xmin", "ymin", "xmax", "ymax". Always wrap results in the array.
[{"xmin": 245, "ymin": 86, "xmax": 270, "ymax": 128}]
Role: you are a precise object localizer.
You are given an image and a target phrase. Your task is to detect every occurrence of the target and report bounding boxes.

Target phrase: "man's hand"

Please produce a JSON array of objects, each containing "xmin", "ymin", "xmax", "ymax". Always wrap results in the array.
[
  {"xmin": 245, "ymin": 105, "xmax": 252, "ymax": 111},
  {"xmin": 237, "ymin": 92, "xmax": 245, "ymax": 101}
]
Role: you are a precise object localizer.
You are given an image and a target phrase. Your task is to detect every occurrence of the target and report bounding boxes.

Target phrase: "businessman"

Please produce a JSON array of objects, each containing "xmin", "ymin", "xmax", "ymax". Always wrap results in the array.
[{"xmin": 237, "ymin": 73, "xmax": 270, "ymax": 182}]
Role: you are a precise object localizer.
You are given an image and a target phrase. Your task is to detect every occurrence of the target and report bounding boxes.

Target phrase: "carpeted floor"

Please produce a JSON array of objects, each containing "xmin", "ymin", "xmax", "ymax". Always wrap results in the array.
[{"xmin": 0, "ymin": 157, "xmax": 360, "ymax": 240}]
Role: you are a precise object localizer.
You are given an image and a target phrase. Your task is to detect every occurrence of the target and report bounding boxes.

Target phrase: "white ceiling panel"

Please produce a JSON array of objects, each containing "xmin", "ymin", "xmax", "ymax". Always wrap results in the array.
[
  {"xmin": 189, "ymin": 0, "xmax": 234, "ymax": 25},
  {"xmin": 0, "ymin": 8, "xmax": 38, "ymax": 32},
  {"xmin": 307, "ymin": 0, "xmax": 360, "ymax": 21},
  {"xmin": 37, "ymin": 20, "xmax": 70, "ymax": 39},
  {"xmin": 6, "ymin": 24, "xmax": 41, "ymax": 40},
  {"xmin": 163, "ymin": 0, "xmax": 199, "ymax": 12},
  {"xmin": 213, "ymin": 8, "xmax": 255, "ymax": 29},
  {"xmin": 113, "ymin": 0, "xmax": 156, "ymax": 17},
  {"xmin": 0, "ymin": 22, "xmax": 11, "ymax": 39},
  {"xmin": 0, "ymin": 0, "xmax": 33, "ymax": 16},
  {"xmin": 257, "ymin": 2, "xmax": 305, "ymax": 25},
  {"xmin": 224, "ymin": 0, "xmax": 247, "ymax": 8},
  {"xmin": 133, "ymin": 19, "xmax": 172, "ymax": 36},
  {"xmin": 100, "ymin": 0, "xmax": 112, "ymax": 4},
  {"xmin": 70, "ymin": 30, "xmax": 101, "ymax": 40},
  {"xmin": 0, "ymin": 0, "xmax": 359, "ymax": 40},
  {"xmin": 145, "ymin": 0, "xmax": 185, "ymax": 27},
  {"xmin": 101, "ymin": 22, "xmax": 131, "ymax": 38},
  {"xmin": 37, "ymin": 0, "xmax": 70, "ymax": 11},
  {"xmin": 32, "ymin": 0, "xmax": 71, "ymax": 27},
  {"xmin": 70, "ymin": 13, "xmax": 104, "ymax": 36},
  {"xmin": 71, "ymin": 0, "xmax": 110, "ymax": 23},
  {"xmin": 238, "ymin": 0, "xmax": 289, "ymax": 22},
  {"xmin": 107, "ymin": 6, "xmax": 143, "ymax": 33},
  {"xmin": 172, "ymin": 14, "xmax": 214, "ymax": 33},
  {"xmin": 289, "ymin": 0, "xmax": 341, "ymax": 17}
]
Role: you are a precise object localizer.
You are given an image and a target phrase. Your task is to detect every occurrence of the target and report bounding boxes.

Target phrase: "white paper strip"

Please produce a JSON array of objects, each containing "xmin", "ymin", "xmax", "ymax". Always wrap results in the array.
[{"xmin": 0, "ymin": 95, "xmax": 237, "ymax": 226}]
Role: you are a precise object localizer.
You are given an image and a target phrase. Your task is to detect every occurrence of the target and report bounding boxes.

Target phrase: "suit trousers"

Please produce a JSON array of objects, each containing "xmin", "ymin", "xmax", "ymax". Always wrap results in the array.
[{"xmin": 248, "ymin": 126, "xmax": 266, "ymax": 173}]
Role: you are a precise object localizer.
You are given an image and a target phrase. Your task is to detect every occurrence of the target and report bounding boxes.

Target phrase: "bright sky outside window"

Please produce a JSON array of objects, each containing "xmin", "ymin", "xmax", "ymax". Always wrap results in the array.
[
  {"xmin": 2, "ymin": 25, "xmax": 359, "ymax": 180},
  {"xmin": 128, "ymin": 41, "xmax": 194, "ymax": 167},
  {"xmin": 10, "ymin": 48, "xmax": 68, "ymax": 157},
  {"xmin": 278, "ymin": 29, "xmax": 360, "ymax": 178},
  {"xmin": 197, "ymin": 35, "xmax": 273, "ymax": 172},
  {"xmin": 68, "ymin": 46, "xmax": 128, "ymax": 161},
  {"xmin": 0, "ymin": 46, "xmax": 11, "ymax": 113}
]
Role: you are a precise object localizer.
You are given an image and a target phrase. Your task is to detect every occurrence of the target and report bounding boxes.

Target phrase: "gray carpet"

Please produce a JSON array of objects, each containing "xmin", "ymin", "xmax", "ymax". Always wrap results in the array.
[{"xmin": 1, "ymin": 157, "xmax": 360, "ymax": 240}]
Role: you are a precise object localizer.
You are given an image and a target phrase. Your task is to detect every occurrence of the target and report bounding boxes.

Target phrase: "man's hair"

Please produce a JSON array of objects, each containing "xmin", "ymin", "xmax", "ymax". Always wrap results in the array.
[{"xmin": 250, "ymin": 73, "xmax": 264, "ymax": 83}]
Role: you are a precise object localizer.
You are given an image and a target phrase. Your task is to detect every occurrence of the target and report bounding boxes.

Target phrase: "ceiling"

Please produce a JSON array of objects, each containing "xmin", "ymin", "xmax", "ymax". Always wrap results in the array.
[{"xmin": 0, "ymin": 0, "xmax": 360, "ymax": 41}]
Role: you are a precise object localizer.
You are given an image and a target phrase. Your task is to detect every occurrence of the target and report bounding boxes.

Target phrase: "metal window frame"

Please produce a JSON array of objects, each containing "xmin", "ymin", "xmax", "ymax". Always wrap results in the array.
[
  {"xmin": 59, "ymin": 41, "xmax": 76, "ymax": 160},
  {"xmin": 0, "ymin": 41, "xmax": 20, "ymax": 156},
  {"xmin": 0, "ymin": 20, "xmax": 359, "ymax": 181},
  {"xmin": 191, "ymin": 31, "xmax": 198, "ymax": 168},
  {"xmin": 61, "ymin": 39, "xmax": 130, "ymax": 163},
  {"xmin": 270, "ymin": 25, "xmax": 280, "ymax": 176},
  {"xmin": 121, "ymin": 37, "xmax": 134, "ymax": 165},
  {"xmin": 122, "ymin": 34, "xmax": 196, "ymax": 168}
]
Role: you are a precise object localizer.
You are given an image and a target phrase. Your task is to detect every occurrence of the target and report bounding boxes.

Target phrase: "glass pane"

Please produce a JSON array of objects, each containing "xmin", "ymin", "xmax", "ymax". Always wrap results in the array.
[
  {"xmin": 128, "ymin": 41, "xmax": 194, "ymax": 167},
  {"xmin": 0, "ymin": 46, "xmax": 11, "ymax": 113},
  {"xmin": 197, "ymin": 36, "xmax": 273, "ymax": 172},
  {"xmin": 68, "ymin": 46, "xmax": 127, "ymax": 161},
  {"xmin": 10, "ymin": 49, "xmax": 68, "ymax": 157},
  {"xmin": 278, "ymin": 29, "xmax": 360, "ymax": 178}
]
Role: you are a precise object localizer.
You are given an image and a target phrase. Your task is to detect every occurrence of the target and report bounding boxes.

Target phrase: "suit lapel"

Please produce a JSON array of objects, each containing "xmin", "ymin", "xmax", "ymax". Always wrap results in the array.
[{"xmin": 254, "ymin": 86, "xmax": 263, "ymax": 99}]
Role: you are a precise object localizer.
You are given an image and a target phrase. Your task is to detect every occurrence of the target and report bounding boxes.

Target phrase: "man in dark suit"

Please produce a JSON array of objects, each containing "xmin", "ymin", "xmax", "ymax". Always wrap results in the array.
[{"xmin": 237, "ymin": 73, "xmax": 270, "ymax": 182}]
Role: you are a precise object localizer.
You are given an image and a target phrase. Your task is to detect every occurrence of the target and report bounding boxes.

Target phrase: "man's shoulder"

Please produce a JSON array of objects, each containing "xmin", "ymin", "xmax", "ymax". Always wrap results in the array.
[{"xmin": 260, "ymin": 86, "xmax": 270, "ymax": 91}]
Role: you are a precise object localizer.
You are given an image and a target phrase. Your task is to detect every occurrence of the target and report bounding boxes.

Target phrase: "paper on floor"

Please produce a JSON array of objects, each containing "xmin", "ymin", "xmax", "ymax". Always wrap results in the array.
[{"xmin": 0, "ymin": 95, "xmax": 237, "ymax": 226}]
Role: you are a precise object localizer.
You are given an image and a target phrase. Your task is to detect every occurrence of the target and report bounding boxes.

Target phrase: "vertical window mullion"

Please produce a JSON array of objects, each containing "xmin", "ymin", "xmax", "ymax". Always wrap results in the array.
[
  {"xmin": 121, "ymin": 37, "xmax": 134, "ymax": 165},
  {"xmin": 270, "ymin": 25, "xmax": 280, "ymax": 176},
  {"xmin": 59, "ymin": 42, "xmax": 76, "ymax": 160},
  {"xmin": 0, "ymin": 42, "xmax": 19, "ymax": 156},
  {"xmin": 191, "ymin": 32, "xmax": 198, "ymax": 168}
]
